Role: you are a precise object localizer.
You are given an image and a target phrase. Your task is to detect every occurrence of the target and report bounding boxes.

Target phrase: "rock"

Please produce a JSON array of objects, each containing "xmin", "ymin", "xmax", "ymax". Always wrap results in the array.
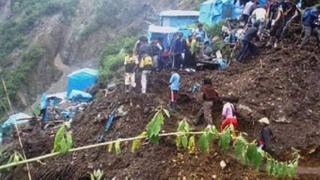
[
  {"xmin": 274, "ymin": 116, "xmax": 291, "ymax": 123},
  {"xmin": 211, "ymin": 175, "xmax": 217, "ymax": 179},
  {"xmin": 220, "ymin": 160, "xmax": 227, "ymax": 170}
]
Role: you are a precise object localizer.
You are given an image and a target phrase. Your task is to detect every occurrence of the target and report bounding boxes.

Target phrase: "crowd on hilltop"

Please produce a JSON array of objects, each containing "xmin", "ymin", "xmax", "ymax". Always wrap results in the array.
[
  {"xmin": 228, "ymin": 0, "xmax": 320, "ymax": 62},
  {"xmin": 121, "ymin": 1, "xmax": 320, "ymax": 154}
]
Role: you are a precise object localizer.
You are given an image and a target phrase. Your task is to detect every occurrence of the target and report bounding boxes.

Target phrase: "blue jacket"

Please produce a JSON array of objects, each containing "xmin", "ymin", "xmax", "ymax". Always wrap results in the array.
[
  {"xmin": 303, "ymin": 7, "xmax": 320, "ymax": 27},
  {"xmin": 172, "ymin": 38, "xmax": 185, "ymax": 54},
  {"xmin": 169, "ymin": 73, "xmax": 181, "ymax": 91}
]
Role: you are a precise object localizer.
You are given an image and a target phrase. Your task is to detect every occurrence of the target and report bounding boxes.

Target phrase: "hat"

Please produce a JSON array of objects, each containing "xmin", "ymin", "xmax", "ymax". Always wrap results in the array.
[{"xmin": 258, "ymin": 117, "xmax": 270, "ymax": 125}]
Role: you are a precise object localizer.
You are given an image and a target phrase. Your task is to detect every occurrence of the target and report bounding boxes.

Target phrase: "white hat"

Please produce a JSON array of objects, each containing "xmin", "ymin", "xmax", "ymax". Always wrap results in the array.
[{"xmin": 258, "ymin": 117, "xmax": 270, "ymax": 125}]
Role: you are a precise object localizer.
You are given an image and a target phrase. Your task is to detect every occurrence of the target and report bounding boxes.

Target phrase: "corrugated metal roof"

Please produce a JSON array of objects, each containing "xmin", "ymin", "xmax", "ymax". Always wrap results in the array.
[
  {"xmin": 68, "ymin": 68, "xmax": 99, "ymax": 77},
  {"xmin": 148, "ymin": 25, "xmax": 179, "ymax": 33},
  {"xmin": 160, "ymin": 10, "xmax": 200, "ymax": 17}
]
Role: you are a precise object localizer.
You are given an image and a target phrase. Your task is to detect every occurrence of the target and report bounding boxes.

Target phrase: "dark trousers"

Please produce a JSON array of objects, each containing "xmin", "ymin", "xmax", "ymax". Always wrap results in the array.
[
  {"xmin": 184, "ymin": 49, "xmax": 195, "ymax": 68},
  {"xmin": 172, "ymin": 54, "xmax": 182, "ymax": 69},
  {"xmin": 301, "ymin": 26, "xmax": 320, "ymax": 47},
  {"xmin": 236, "ymin": 40, "xmax": 257, "ymax": 62}
]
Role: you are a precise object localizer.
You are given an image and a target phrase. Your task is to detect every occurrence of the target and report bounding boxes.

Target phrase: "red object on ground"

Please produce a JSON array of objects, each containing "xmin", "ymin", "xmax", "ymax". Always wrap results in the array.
[
  {"xmin": 170, "ymin": 90, "xmax": 178, "ymax": 102},
  {"xmin": 221, "ymin": 116, "xmax": 238, "ymax": 131}
]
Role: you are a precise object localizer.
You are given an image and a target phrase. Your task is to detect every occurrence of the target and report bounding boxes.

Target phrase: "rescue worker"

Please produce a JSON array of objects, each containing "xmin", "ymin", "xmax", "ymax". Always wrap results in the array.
[
  {"xmin": 220, "ymin": 102, "xmax": 238, "ymax": 131},
  {"xmin": 151, "ymin": 39, "xmax": 163, "ymax": 72},
  {"xmin": 266, "ymin": 0, "xmax": 285, "ymax": 48},
  {"xmin": 171, "ymin": 33, "xmax": 185, "ymax": 69},
  {"xmin": 300, "ymin": 5, "xmax": 320, "ymax": 48},
  {"xmin": 249, "ymin": 6, "xmax": 267, "ymax": 37},
  {"xmin": 168, "ymin": 70, "xmax": 181, "ymax": 111},
  {"xmin": 199, "ymin": 78, "xmax": 219, "ymax": 125},
  {"xmin": 258, "ymin": 117, "xmax": 274, "ymax": 153},
  {"xmin": 240, "ymin": 0, "xmax": 257, "ymax": 25},
  {"xmin": 139, "ymin": 54, "xmax": 153, "ymax": 94},
  {"xmin": 280, "ymin": 0, "xmax": 301, "ymax": 38},
  {"xmin": 236, "ymin": 22, "xmax": 259, "ymax": 62},
  {"xmin": 194, "ymin": 23, "xmax": 208, "ymax": 42},
  {"xmin": 124, "ymin": 50, "xmax": 139, "ymax": 93},
  {"xmin": 134, "ymin": 36, "xmax": 148, "ymax": 60}
]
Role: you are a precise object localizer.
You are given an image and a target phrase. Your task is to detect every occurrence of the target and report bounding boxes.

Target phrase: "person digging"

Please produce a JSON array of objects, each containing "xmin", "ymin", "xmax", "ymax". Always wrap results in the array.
[
  {"xmin": 195, "ymin": 78, "xmax": 219, "ymax": 125},
  {"xmin": 258, "ymin": 117, "xmax": 274, "ymax": 154}
]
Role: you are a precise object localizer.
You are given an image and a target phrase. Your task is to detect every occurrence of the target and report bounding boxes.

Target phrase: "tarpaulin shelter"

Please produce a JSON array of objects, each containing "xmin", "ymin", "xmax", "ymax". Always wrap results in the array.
[
  {"xmin": 68, "ymin": 90, "xmax": 93, "ymax": 102},
  {"xmin": 0, "ymin": 113, "xmax": 31, "ymax": 144},
  {"xmin": 199, "ymin": 0, "xmax": 243, "ymax": 25},
  {"xmin": 148, "ymin": 25, "xmax": 179, "ymax": 49},
  {"xmin": 1, "ymin": 113, "xmax": 31, "ymax": 129},
  {"xmin": 66, "ymin": 68, "xmax": 98, "ymax": 97},
  {"xmin": 47, "ymin": 92, "xmax": 66, "ymax": 106},
  {"xmin": 160, "ymin": 10, "xmax": 200, "ymax": 28}
]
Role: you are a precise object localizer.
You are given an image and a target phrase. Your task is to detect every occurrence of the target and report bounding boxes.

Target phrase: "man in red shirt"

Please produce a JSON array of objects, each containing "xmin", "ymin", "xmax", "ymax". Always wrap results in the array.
[{"xmin": 196, "ymin": 78, "xmax": 219, "ymax": 125}]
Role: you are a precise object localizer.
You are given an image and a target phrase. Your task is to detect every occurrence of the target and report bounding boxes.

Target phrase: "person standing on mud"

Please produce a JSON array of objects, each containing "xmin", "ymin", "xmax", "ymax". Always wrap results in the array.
[
  {"xmin": 124, "ymin": 50, "xmax": 139, "ymax": 93},
  {"xmin": 139, "ymin": 54, "xmax": 153, "ymax": 94},
  {"xmin": 300, "ymin": 5, "xmax": 320, "ymax": 48},
  {"xmin": 198, "ymin": 78, "xmax": 219, "ymax": 125},
  {"xmin": 236, "ymin": 22, "xmax": 259, "ymax": 62},
  {"xmin": 258, "ymin": 118, "xmax": 274, "ymax": 153},
  {"xmin": 168, "ymin": 70, "xmax": 181, "ymax": 111}
]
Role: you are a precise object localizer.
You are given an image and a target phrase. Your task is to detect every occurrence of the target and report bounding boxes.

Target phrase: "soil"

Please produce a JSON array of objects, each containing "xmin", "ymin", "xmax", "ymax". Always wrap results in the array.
[{"xmin": 3, "ymin": 29, "xmax": 320, "ymax": 179}]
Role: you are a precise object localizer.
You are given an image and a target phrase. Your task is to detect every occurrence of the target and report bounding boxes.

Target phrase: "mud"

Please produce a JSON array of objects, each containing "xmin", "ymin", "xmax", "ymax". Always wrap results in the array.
[{"xmin": 4, "ymin": 33, "xmax": 320, "ymax": 179}]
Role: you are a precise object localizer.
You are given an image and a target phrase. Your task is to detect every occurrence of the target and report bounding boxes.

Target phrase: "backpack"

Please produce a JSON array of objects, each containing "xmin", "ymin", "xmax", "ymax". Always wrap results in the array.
[{"xmin": 140, "ymin": 55, "xmax": 153, "ymax": 70}]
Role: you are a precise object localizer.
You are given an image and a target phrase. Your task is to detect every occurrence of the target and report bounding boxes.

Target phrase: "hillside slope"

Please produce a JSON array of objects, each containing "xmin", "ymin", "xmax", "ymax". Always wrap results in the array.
[
  {"xmin": 0, "ymin": 0, "xmax": 196, "ymax": 118},
  {"xmin": 5, "ymin": 33, "xmax": 320, "ymax": 179}
]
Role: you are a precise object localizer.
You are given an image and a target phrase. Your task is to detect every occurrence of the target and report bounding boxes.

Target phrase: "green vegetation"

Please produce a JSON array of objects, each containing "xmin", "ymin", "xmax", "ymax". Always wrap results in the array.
[
  {"xmin": 0, "ymin": 45, "xmax": 44, "ymax": 118},
  {"xmin": 0, "ymin": 0, "xmax": 78, "ymax": 118},
  {"xmin": 0, "ymin": 0, "xmax": 78, "ymax": 61},
  {"xmin": 99, "ymin": 36, "xmax": 137, "ymax": 84},
  {"xmin": 0, "ymin": 108, "xmax": 300, "ymax": 178}
]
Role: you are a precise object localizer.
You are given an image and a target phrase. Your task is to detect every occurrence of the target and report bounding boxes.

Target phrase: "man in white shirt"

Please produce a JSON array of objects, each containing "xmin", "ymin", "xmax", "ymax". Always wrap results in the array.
[
  {"xmin": 241, "ymin": 0, "xmax": 257, "ymax": 24},
  {"xmin": 250, "ymin": 7, "xmax": 267, "ymax": 37}
]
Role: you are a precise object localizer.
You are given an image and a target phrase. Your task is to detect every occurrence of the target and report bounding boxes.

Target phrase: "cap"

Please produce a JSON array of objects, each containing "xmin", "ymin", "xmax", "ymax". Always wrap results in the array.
[{"xmin": 258, "ymin": 117, "xmax": 270, "ymax": 125}]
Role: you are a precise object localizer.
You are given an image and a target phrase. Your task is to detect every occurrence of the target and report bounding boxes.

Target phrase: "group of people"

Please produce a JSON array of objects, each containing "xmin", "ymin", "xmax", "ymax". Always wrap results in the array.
[
  {"xmin": 235, "ymin": 0, "xmax": 320, "ymax": 62},
  {"xmin": 124, "ymin": 23, "xmax": 211, "ymax": 94}
]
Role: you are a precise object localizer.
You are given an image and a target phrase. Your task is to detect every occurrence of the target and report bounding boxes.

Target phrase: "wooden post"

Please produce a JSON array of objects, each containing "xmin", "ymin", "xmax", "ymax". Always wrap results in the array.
[
  {"xmin": 1, "ymin": 78, "xmax": 14, "ymax": 113},
  {"xmin": 1, "ymin": 78, "xmax": 32, "ymax": 180}
]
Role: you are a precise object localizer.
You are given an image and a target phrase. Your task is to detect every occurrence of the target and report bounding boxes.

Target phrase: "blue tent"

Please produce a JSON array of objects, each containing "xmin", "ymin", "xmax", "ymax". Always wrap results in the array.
[
  {"xmin": 66, "ymin": 68, "xmax": 98, "ymax": 96},
  {"xmin": 2, "ymin": 113, "xmax": 31, "ymax": 129},
  {"xmin": 199, "ymin": 0, "xmax": 243, "ymax": 25},
  {"xmin": 160, "ymin": 10, "xmax": 200, "ymax": 28},
  {"xmin": 148, "ymin": 25, "xmax": 179, "ymax": 49},
  {"xmin": 68, "ymin": 90, "xmax": 93, "ymax": 102}
]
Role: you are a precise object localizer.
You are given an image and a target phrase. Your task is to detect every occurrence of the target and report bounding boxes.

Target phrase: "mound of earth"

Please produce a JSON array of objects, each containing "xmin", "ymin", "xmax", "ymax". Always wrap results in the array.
[{"xmin": 5, "ymin": 34, "xmax": 320, "ymax": 179}]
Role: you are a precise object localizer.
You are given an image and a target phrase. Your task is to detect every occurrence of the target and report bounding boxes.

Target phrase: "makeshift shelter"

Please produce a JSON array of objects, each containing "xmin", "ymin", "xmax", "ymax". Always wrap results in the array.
[
  {"xmin": 68, "ymin": 90, "xmax": 93, "ymax": 102},
  {"xmin": 148, "ymin": 25, "xmax": 179, "ymax": 49},
  {"xmin": 47, "ymin": 92, "xmax": 66, "ymax": 106},
  {"xmin": 66, "ymin": 68, "xmax": 98, "ymax": 96},
  {"xmin": 160, "ymin": 10, "xmax": 200, "ymax": 28},
  {"xmin": 199, "ymin": 0, "xmax": 243, "ymax": 25},
  {"xmin": 1, "ymin": 113, "xmax": 31, "ymax": 129}
]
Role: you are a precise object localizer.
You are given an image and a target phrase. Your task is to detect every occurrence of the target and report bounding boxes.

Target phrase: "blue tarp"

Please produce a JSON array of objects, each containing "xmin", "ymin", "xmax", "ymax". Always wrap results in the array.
[
  {"xmin": 2, "ymin": 113, "xmax": 31, "ymax": 129},
  {"xmin": 66, "ymin": 68, "xmax": 98, "ymax": 97},
  {"xmin": 148, "ymin": 25, "xmax": 179, "ymax": 49},
  {"xmin": 199, "ymin": 0, "xmax": 243, "ymax": 25},
  {"xmin": 68, "ymin": 90, "xmax": 93, "ymax": 102},
  {"xmin": 160, "ymin": 10, "xmax": 200, "ymax": 28}
]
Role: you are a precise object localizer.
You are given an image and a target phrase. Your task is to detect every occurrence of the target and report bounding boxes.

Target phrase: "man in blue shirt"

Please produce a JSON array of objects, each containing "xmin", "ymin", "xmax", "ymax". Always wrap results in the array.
[
  {"xmin": 300, "ymin": 5, "xmax": 320, "ymax": 48},
  {"xmin": 168, "ymin": 70, "xmax": 181, "ymax": 111},
  {"xmin": 236, "ymin": 22, "xmax": 259, "ymax": 62}
]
